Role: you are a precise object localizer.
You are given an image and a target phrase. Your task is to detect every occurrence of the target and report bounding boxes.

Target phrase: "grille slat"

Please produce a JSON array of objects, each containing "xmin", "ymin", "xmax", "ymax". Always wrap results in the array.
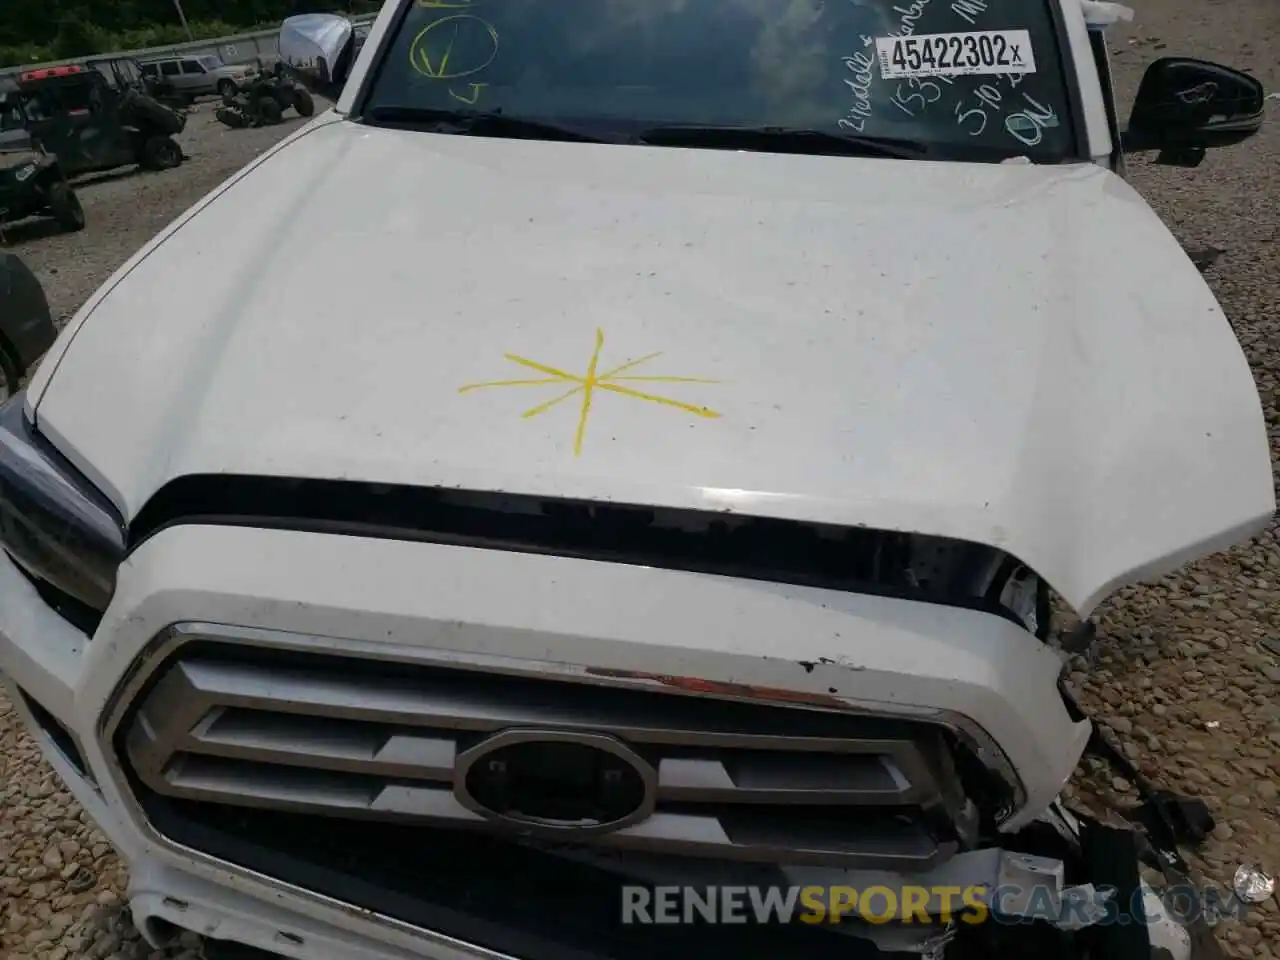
[
  {"xmin": 122, "ymin": 649, "xmax": 974, "ymax": 870},
  {"xmin": 193, "ymin": 710, "xmax": 459, "ymax": 780},
  {"xmin": 155, "ymin": 659, "xmax": 926, "ymax": 752},
  {"xmin": 158, "ymin": 755, "xmax": 944, "ymax": 866},
  {"xmin": 656, "ymin": 754, "xmax": 908, "ymax": 804}
]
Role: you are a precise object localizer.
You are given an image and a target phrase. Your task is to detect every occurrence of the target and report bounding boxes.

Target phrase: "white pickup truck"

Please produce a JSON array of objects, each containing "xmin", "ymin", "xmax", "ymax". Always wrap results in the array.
[{"xmin": 0, "ymin": 1, "xmax": 1272, "ymax": 959}]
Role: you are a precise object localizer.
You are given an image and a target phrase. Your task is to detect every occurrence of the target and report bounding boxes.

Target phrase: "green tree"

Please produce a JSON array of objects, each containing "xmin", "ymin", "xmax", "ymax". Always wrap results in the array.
[
  {"xmin": 0, "ymin": 0, "xmax": 60, "ymax": 47},
  {"xmin": 0, "ymin": 0, "xmax": 370, "ymax": 67},
  {"xmin": 51, "ymin": 12, "xmax": 101, "ymax": 59}
]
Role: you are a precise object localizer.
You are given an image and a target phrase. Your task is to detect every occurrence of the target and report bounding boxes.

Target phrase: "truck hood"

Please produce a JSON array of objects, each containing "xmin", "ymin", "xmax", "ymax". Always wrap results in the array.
[{"xmin": 28, "ymin": 118, "xmax": 1274, "ymax": 616}]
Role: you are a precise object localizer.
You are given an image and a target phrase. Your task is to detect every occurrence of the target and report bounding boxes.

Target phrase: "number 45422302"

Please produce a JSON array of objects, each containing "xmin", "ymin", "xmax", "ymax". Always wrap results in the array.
[{"xmin": 877, "ymin": 30, "xmax": 1036, "ymax": 80}]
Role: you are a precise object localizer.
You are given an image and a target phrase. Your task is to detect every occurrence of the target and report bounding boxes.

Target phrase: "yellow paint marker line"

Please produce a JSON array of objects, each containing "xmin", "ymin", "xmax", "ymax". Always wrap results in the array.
[
  {"xmin": 503, "ymin": 353, "xmax": 582, "ymax": 382},
  {"xmin": 522, "ymin": 386, "xmax": 583, "ymax": 419},
  {"xmin": 574, "ymin": 328, "xmax": 606, "ymax": 455},
  {"xmin": 458, "ymin": 376, "xmax": 566, "ymax": 393},
  {"xmin": 516, "ymin": 352, "xmax": 669, "ymax": 417},
  {"xmin": 601, "ymin": 351, "xmax": 663, "ymax": 377},
  {"xmin": 522, "ymin": 374, "xmax": 719, "ymax": 420},
  {"xmin": 457, "ymin": 329, "xmax": 722, "ymax": 454},
  {"xmin": 437, "ymin": 22, "xmax": 458, "ymax": 76},
  {"xmin": 450, "ymin": 83, "xmax": 485, "ymax": 104},
  {"xmin": 415, "ymin": 46, "xmax": 435, "ymax": 78},
  {"xmin": 596, "ymin": 382, "xmax": 722, "ymax": 417},
  {"xmin": 609, "ymin": 375, "xmax": 720, "ymax": 384}
]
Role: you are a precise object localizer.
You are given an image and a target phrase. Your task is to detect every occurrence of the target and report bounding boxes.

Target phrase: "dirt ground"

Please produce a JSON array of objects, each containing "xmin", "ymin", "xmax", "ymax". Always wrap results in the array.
[{"xmin": 2, "ymin": 1, "xmax": 1279, "ymax": 957}]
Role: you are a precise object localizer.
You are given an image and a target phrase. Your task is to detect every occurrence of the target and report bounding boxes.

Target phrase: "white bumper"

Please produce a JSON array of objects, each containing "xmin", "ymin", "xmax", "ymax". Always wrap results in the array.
[{"xmin": 0, "ymin": 523, "xmax": 1090, "ymax": 957}]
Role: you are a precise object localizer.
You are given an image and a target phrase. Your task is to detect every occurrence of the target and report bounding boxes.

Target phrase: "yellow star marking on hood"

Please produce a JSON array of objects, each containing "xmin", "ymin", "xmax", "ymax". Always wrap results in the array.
[{"xmin": 459, "ymin": 329, "xmax": 721, "ymax": 456}]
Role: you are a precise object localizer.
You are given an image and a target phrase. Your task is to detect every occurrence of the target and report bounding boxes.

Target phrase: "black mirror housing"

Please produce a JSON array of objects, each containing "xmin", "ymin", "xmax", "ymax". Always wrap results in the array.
[
  {"xmin": 1123, "ymin": 58, "xmax": 1265, "ymax": 167},
  {"xmin": 0, "ymin": 253, "xmax": 58, "ymax": 375}
]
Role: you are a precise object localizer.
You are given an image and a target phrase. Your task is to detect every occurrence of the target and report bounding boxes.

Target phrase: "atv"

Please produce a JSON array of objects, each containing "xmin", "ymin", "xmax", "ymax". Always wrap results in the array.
[
  {"xmin": 0, "ymin": 154, "xmax": 86, "ymax": 237},
  {"xmin": 15, "ymin": 64, "xmax": 186, "ymax": 177},
  {"xmin": 214, "ymin": 69, "xmax": 315, "ymax": 129}
]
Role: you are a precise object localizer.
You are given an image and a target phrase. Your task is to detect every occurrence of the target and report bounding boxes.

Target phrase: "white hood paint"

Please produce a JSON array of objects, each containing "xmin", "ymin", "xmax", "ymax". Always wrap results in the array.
[{"xmin": 30, "ymin": 119, "xmax": 1274, "ymax": 616}]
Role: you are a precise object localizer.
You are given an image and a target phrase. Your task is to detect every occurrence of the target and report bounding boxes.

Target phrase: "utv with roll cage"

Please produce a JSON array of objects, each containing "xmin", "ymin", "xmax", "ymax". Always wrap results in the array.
[{"xmin": 12, "ymin": 62, "xmax": 187, "ymax": 176}]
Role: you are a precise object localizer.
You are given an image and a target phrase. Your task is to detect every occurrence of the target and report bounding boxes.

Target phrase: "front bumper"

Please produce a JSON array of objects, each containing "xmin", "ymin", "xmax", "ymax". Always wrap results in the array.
[{"xmin": 2, "ymin": 522, "xmax": 1106, "ymax": 959}]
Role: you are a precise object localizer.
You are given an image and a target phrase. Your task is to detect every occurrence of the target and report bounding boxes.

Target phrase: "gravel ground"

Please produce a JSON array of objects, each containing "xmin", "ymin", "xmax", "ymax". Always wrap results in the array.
[
  {"xmin": 2, "ymin": 2, "xmax": 1279, "ymax": 956},
  {"xmin": 5, "ymin": 101, "xmax": 316, "ymax": 329}
]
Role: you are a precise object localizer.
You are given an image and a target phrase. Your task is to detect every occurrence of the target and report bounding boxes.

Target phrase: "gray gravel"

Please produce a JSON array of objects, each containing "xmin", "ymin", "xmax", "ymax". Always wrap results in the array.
[
  {"xmin": 2, "ymin": 1, "xmax": 1280, "ymax": 955},
  {"xmin": 9, "ymin": 101, "xmax": 315, "ymax": 332}
]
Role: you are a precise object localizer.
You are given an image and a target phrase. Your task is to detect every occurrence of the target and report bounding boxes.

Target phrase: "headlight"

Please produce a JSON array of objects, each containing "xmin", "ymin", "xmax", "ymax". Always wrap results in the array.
[{"xmin": 0, "ymin": 392, "xmax": 125, "ymax": 617}]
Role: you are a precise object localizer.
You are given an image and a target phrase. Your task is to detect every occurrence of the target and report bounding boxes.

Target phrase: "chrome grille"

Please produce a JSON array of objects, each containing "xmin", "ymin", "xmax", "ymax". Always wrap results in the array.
[{"xmin": 120, "ymin": 649, "xmax": 976, "ymax": 870}]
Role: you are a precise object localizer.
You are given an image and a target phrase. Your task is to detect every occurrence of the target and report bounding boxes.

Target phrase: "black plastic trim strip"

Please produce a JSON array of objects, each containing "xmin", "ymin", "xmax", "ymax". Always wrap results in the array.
[
  {"xmin": 129, "ymin": 474, "xmax": 1032, "ymax": 630},
  {"xmin": 1043, "ymin": 0, "xmax": 1093, "ymax": 161},
  {"xmin": 347, "ymin": 0, "xmax": 418, "ymax": 120},
  {"xmin": 16, "ymin": 685, "xmax": 93, "ymax": 783},
  {"xmin": 1088, "ymin": 27, "xmax": 1124, "ymax": 170}
]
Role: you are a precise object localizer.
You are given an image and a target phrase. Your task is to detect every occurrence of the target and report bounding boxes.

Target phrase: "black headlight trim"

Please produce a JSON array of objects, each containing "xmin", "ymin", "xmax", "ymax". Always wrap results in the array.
[{"xmin": 0, "ymin": 391, "xmax": 126, "ymax": 615}]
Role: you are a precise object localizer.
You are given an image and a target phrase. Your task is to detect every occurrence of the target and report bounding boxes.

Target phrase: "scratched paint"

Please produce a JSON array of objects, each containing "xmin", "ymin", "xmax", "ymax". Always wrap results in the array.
[{"xmin": 458, "ymin": 328, "xmax": 722, "ymax": 456}]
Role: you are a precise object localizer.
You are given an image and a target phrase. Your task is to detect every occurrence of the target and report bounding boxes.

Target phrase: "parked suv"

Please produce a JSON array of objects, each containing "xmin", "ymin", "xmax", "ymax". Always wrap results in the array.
[{"xmin": 139, "ymin": 55, "xmax": 257, "ymax": 100}]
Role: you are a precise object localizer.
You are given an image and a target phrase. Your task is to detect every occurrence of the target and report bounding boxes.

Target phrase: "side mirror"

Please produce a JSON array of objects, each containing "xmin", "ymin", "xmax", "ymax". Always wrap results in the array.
[
  {"xmin": 0, "ymin": 253, "xmax": 57, "ymax": 394},
  {"xmin": 1123, "ymin": 58, "xmax": 1265, "ymax": 168},
  {"xmin": 280, "ymin": 14, "xmax": 357, "ymax": 104}
]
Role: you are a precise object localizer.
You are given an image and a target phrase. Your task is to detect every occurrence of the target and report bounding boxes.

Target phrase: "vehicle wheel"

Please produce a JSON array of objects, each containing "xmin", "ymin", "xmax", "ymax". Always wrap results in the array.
[
  {"xmin": 46, "ymin": 181, "xmax": 86, "ymax": 232},
  {"xmin": 214, "ymin": 106, "xmax": 247, "ymax": 129},
  {"xmin": 292, "ymin": 88, "xmax": 316, "ymax": 117},
  {"xmin": 255, "ymin": 96, "xmax": 283, "ymax": 126},
  {"xmin": 0, "ymin": 346, "xmax": 19, "ymax": 403},
  {"xmin": 217, "ymin": 79, "xmax": 237, "ymax": 98},
  {"xmin": 120, "ymin": 90, "xmax": 184, "ymax": 135},
  {"xmin": 141, "ymin": 135, "xmax": 183, "ymax": 170}
]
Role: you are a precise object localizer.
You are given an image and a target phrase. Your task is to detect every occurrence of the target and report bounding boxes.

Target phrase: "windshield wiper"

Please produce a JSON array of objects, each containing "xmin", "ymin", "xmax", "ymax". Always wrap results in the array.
[
  {"xmin": 364, "ymin": 106, "xmax": 615, "ymax": 144},
  {"xmin": 635, "ymin": 125, "xmax": 929, "ymax": 160}
]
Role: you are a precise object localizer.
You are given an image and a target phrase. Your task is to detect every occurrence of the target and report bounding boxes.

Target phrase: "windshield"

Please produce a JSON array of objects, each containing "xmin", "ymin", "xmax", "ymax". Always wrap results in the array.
[
  {"xmin": 361, "ymin": 0, "xmax": 1077, "ymax": 161},
  {"xmin": 199, "ymin": 56, "xmax": 224, "ymax": 70}
]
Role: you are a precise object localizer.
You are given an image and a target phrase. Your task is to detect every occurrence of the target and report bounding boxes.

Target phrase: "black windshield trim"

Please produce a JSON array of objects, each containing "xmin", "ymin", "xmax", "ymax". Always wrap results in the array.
[
  {"xmin": 363, "ymin": 105, "xmax": 619, "ymax": 143},
  {"xmin": 634, "ymin": 125, "xmax": 931, "ymax": 160},
  {"xmin": 1044, "ymin": 0, "xmax": 1091, "ymax": 161},
  {"xmin": 349, "ymin": 0, "xmax": 422, "ymax": 120}
]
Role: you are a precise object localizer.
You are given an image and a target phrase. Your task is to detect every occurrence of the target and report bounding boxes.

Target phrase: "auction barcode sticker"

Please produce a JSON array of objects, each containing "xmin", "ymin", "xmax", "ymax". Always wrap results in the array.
[{"xmin": 876, "ymin": 30, "xmax": 1036, "ymax": 79}]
